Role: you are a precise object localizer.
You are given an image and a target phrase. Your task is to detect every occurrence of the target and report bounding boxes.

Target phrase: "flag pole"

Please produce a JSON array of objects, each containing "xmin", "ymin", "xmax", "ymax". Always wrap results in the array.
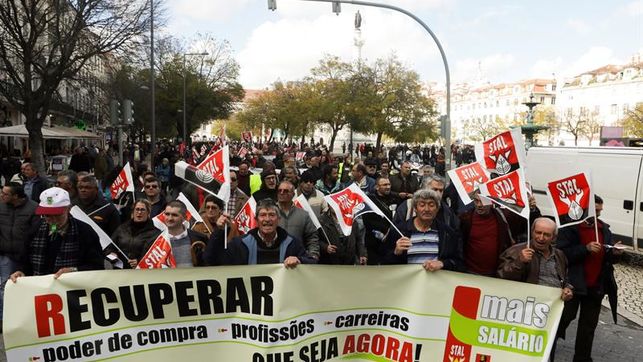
[
  {"xmin": 224, "ymin": 202, "xmax": 228, "ymax": 249},
  {"xmin": 527, "ymin": 217, "xmax": 531, "ymax": 249},
  {"xmin": 594, "ymin": 215, "xmax": 600, "ymax": 245}
]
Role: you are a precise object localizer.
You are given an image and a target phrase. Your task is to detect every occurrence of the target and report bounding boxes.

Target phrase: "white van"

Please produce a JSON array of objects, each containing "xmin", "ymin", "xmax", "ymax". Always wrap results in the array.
[{"xmin": 526, "ymin": 146, "xmax": 643, "ymax": 251}]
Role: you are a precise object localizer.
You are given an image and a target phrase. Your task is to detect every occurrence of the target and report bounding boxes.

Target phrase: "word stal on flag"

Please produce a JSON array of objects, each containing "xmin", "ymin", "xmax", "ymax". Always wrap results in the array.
[
  {"xmin": 137, "ymin": 231, "xmax": 176, "ymax": 269},
  {"xmin": 475, "ymin": 128, "xmax": 526, "ymax": 176},
  {"xmin": 546, "ymin": 172, "xmax": 596, "ymax": 228},
  {"xmin": 324, "ymin": 183, "xmax": 385, "ymax": 236},
  {"xmin": 447, "ymin": 161, "xmax": 491, "ymax": 205},
  {"xmin": 478, "ymin": 169, "xmax": 530, "ymax": 218},
  {"xmin": 110, "ymin": 162, "xmax": 134, "ymax": 200}
]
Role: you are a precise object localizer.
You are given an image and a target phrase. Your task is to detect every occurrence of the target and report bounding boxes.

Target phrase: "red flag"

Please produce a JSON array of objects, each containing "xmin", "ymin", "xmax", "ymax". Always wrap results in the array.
[
  {"xmin": 447, "ymin": 162, "xmax": 491, "ymax": 204},
  {"xmin": 109, "ymin": 162, "xmax": 134, "ymax": 200},
  {"xmin": 324, "ymin": 184, "xmax": 385, "ymax": 236},
  {"xmin": 137, "ymin": 232, "xmax": 176, "ymax": 269},
  {"xmin": 478, "ymin": 170, "xmax": 530, "ymax": 218},
  {"xmin": 234, "ymin": 197, "xmax": 257, "ymax": 235},
  {"xmin": 238, "ymin": 146, "xmax": 249, "ymax": 159},
  {"xmin": 474, "ymin": 128, "xmax": 526, "ymax": 176},
  {"xmin": 295, "ymin": 152, "xmax": 306, "ymax": 161},
  {"xmin": 196, "ymin": 146, "xmax": 231, "ymax": 201},
  {"xmin": 546, "ymin": 172, "xmax": 595, "ymax": 228}
]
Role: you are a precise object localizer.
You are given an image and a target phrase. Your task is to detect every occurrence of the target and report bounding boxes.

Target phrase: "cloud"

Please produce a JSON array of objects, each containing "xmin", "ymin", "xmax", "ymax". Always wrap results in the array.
[
  {"xmin": 453, "ymin": 54, "xmax": 515, "ymax": 83},
  {"xmin": 530, "ymin": 57, "xmax": 563, "ymax": 78},
  {"xmin": 171, "ymin": 0, "xmax": 252, "ymax": 22},
  {"xmin": 566, "ymin": 19, "xmax": 590, "ymax": 34},
  {"xmin": 237, "ymin": 7, "xmax": 443, "ymax": 88},
  {"xmin": 562, "ymin": 47, "xmax": 622, "ymax": 77},
  {"xmin": 616, "ymin": 0, "xmax": 643, "ymax": 16}
]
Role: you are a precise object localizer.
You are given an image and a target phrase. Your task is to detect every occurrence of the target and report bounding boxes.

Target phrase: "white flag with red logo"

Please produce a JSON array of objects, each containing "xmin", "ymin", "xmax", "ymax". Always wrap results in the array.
[
  {"xmin": 546, "ymin": 172, "xmax": 596, "ymax": 228},
  {"xmin": 296, "ymin": 152, "xmax": 306, "ymax": 161},
  {"xmin": 234, "ymin": 197, "xmax": 257, "ymax": 235},
  {"xmin": 324, "ymin": 183, "xmax": 385, "ymax": 236},
  {"xmin": 478, "ymin": 169, "xmax": 530, "ymax": 218},
  {"xmin": 110, "ymin": 162, "xmax": 135, "ymax": 200},
  {"xmin": 137, "ymin": 231, "xmax": 176, "ymax": 269},
  {"xmin": 293, "ymin": 194, "xmax": 322, "ymax": 229},
  {"xmin": 197, "ymin": 145, "xmax": 231, "ymax": 201},
  {"xmin": 238, "ymin": 146, "xmax": 249, "ymax": 159},
  {"xmin": 447, "ymin": 161, "xmax": 491, "ymax": 205},
  {"xmin": 475, "ymin": 128, "xmax": 526, "ymax": 176},
  {"xmin": 241, "ymin": 131, "xmax": 252, "ymax": 142}
]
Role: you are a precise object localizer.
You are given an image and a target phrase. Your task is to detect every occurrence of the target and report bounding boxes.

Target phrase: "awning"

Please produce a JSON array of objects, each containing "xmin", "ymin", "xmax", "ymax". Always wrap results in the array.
[{"xmin": 0, "ymin": 124, "xmax": 102, "ymax": 139}]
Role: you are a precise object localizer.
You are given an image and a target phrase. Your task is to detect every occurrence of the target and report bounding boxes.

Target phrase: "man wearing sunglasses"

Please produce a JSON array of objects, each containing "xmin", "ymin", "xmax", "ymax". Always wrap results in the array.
[{"xmin": 143, "ymin": 177, "xmax": 166, "ymax": 218}]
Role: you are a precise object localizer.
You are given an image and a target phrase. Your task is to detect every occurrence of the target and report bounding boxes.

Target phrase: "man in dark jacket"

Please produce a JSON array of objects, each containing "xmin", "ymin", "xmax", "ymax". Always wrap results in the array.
[
  {"xmin": 205, "ymin": 199, "xmax": 307, "ymax": 267},
  {"xmin": 21, "ymin": 163, "xmax": 49, "ymax": 202},
  {"xmin": 497, "ymin": 217, "xmax": 574, "ymax": 301},
  {"xmin": 0, "ymin": 183, "xmax": 39, "ymax": 326},
  {"xmin": 389, "ymin": 160, "xmax": 419, "ymax": 201},
  {"xmin": 363, "ymin": 177, "xmax": 398, "ymax": 265},
  {"xmin": 554, "ymin": 195, "xmax": 623, "ymax": 362},
  {"xmin": 76, "ymin": 175, "xmax": 121, "ymax": 236},
  {"xmin": 10, "ymin": 187, "xmax": 104, "ymax": 281}
]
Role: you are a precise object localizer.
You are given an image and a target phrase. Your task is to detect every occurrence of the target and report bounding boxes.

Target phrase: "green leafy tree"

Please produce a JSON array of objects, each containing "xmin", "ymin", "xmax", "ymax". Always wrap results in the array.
[
  {"xmin": 0, "ymin": 0, "xmax": 150, "ymax": 172},
  {"xmin": 621, "ymin": 103, "xmax": 643, "ymax": 137}
]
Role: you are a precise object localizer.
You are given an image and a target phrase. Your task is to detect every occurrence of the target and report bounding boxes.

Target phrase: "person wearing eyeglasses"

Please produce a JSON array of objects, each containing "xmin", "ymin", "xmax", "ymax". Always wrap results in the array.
[
  {"xmin": 193, "ymin": 195, "xmax": 225, "ymax": 238},
  {"xmin": 252, "ymin": 169, "xmax": 278, "ymax": 202},
  {"xmin": 111, "ymin": 199, "xmax": 160, "ymax": 268},
  {"xmin": 142, "ymin": 177, "xmax": 166, "ymax": 218},
  {"xmin": 294, "ymin": 171, "xmax": 328, "ymax": 220}
]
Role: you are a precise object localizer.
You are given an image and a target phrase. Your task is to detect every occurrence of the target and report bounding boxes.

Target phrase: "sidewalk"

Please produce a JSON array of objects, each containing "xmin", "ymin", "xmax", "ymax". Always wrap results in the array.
[{"xmin": 612, "ymin": 262, "xmax": 643, "ymax": 326}]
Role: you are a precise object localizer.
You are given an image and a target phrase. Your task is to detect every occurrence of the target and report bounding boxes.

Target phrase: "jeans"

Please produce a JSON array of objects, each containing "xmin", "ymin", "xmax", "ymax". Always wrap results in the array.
[{"xmin": 0, "ymin": 255, "xmax": 17, "ymax": 321}]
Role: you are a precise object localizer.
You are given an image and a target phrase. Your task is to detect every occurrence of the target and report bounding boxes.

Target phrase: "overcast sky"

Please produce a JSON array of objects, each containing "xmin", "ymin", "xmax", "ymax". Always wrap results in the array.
[{"xmin": 163, "ymin": 0, "xmax": 643, "ymax": 89}]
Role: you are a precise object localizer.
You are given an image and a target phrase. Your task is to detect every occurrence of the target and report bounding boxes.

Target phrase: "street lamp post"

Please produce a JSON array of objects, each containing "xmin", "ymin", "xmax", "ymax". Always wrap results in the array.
[
  {"xmin": 183, "ymin": 52, "xmax": 209, "ymax": 146},
  {"xmin": 268, "ymin": 0, "xmax": 452, "ymax": 171},
  {"xmin": 150, "ymin": 0, "xmax": 156, "ymax": 170}
]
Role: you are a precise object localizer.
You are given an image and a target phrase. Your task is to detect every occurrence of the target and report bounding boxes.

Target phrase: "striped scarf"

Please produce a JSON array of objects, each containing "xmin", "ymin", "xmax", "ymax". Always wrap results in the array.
[{"xmin": 30, "ymin": 217, "xmax": 80, "ymax": 275}]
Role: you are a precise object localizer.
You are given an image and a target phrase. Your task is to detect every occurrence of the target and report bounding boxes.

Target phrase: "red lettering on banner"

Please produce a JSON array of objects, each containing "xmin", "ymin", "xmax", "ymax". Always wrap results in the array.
[
  {"xmin": 34, "ymin": 294, "xmax": 66, "ymax": 337},
  {"xmin": 342, "ymin": 334, "xmax": 414, "ymax": 362}
]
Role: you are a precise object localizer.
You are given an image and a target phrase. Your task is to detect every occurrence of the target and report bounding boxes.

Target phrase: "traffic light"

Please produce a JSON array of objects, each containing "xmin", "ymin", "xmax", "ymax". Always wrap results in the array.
[
  {"xmin": 439, "ymin": 115, "xmax": 448, "ymax": 139},
  {"xmin": 332, "ymin": 1, "xmax": 341, "ymax": 15},
  {"xmin": 122, "ymin": 99, "xmax": 134, "ymax": 125},
  {"xmin": 110, "ymin": 100, "xmax": 121, "ymax": 125}
]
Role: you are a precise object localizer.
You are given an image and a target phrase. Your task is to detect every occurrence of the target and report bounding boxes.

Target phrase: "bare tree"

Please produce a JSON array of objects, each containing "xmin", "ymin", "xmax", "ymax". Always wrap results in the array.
[
  {"xmin": 0, "ymin": 0, "xmax": 151, "ymax": 172},
  {"xmin": 562, "ymin": 110, "xmax": 588, "ymax": 146}
]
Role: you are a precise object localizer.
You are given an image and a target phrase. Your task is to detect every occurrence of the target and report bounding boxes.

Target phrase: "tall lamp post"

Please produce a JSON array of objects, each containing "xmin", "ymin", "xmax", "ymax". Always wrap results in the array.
[
  {"xmin": 183, "ymin": 52, "xmax": 209, "ymax": 146},
  {"xmin": 268, "ymin": 0, "xmax": 452, "ymax": 171},
  {"xmin": 150, "ymin": 0, "xmax": 156, "ymax": 169}
]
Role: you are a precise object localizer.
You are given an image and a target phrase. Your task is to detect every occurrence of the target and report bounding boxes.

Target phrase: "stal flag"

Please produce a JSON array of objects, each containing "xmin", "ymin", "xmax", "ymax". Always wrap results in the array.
[
  {"xmin": 110, "ymin": 162, "xmax": 135, "ymax": 200},
  {"xmin": 547, "ymin": 172, "xmax": 596, "ymax": 228},
  {"xmin": 475, "ymin": 128, "xmax": 526, "ymax": 176},
  {"xmin": 137, "ymin": 231, "xmax": 176, "ymax": 269},
  {"xmin": 478, "ymin": 169, "xmax": 530, "ymax": 218},
  {"xmin": 447, "ymin": 161, "xmax": 491, "ymax": 205},
  {"xmin": 196, "ymin": 146, "xmax": 231, "ymax": 201},
  {"xmin": 295, "ymin": 152, "xmax": 306, "ymax": 162},
  {"xmin": 70, "ymin": 206, "xmax": 129, "ymax": 269},
  {"xmin": 174, "ymin": 161, "xmax": 224, "ymax": 200},
  {"xmin": 238, "ymin": 146, "xmax": 249, "ymax": 159},
  {"xmin": 241, "ymin": 131, "xmax": 252, "ymax": 142},
  {"xmin": 293, "ymin": 194, "xmax": 321, "ymax": 229},
  {"xmin": 324, "ymin": 183, "xmax": 385, "ymax": 236},
  {"xmin": 234, "ymin": 197, "xmax": 257, "ymax": 235}
]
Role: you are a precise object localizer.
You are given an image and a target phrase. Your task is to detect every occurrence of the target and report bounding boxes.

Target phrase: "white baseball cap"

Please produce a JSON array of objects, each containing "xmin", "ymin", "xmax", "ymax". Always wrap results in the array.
[{"xmin": 36, "ymin": 187, "xmax": 71, "ymax": 215}]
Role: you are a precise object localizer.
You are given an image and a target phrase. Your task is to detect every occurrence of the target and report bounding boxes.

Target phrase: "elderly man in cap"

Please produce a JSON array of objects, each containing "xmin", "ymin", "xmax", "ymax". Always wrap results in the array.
[{"xmin": 10, "ymin": 187, "xmax": 104, "ymax": 282}]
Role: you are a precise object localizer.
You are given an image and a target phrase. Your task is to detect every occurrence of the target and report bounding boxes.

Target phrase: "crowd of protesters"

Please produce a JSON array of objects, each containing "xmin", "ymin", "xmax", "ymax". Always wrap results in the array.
[{"xmin": 0, "ymin": 137, "xmax": 624, "ymax": 361}]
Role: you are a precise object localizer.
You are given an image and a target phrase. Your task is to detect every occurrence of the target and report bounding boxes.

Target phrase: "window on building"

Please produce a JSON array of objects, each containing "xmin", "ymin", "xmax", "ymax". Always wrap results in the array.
[
  {"xmin": 551, "ymin": 96, "xmax": 556, "ymax": 105},
  {"xmin": 594, "ymin": 105, "xmax": 600, "ymax": 114},
  {"xmin": 540, "ymin": 96, "xmax": 545, "ymax": 103},
  {"xmin": 623, "ymin": 104, "xmax": 630, "ymax": 114},
  {"xmin": 611, "ymin": 104, "xmax": 618, "ymax": 115}
]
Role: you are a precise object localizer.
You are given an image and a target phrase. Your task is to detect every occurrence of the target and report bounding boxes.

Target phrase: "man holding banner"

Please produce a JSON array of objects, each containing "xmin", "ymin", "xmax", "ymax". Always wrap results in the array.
[
  {"xmin": 204, "ymin": 198, "xmax": 307, "ymax": 267},
  {"xmin": 384, "ymin": 189, "xmax": 464, "ymax": 272},
  {"xmin": 497, "ymin": 217, "xmax": 573, "ymax": 301},
  {"xmin": 10, "ymin": 187, "xmax": 104, "ymax": 281}
]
